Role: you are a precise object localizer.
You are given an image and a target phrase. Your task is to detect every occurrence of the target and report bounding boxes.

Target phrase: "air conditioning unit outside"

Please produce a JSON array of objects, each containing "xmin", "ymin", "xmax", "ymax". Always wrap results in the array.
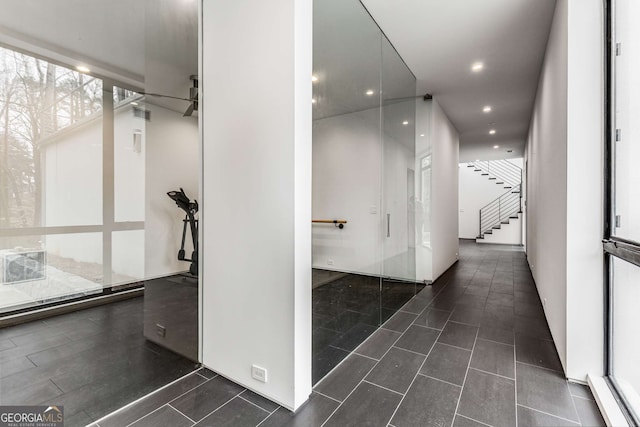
[{"xmin": 1, "ymin": 249, "xmax": 47, "ymax": 285}]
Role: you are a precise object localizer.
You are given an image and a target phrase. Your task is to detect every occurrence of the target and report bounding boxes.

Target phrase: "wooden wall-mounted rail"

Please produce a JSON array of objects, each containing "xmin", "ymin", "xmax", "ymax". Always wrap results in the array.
[{"xmin": 312, "ymin": 219, "xmax": 347, "ymax": 229}]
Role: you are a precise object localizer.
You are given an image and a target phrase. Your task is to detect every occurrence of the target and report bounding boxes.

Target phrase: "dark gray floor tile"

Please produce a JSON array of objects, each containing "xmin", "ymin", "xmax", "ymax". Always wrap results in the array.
[
  {"xmin": 365, "ymin": 347, "xmax": 425, "ymax": 394},
  {"xmin": 313, "ymin": 345, "xmax": 349, "ymax": 384},
  {"xmin": 354, "ymin": 328, "xmax": 401, "ymax": 360},
  {"xmin": 438, "ymin": 322, "xmax": 478, "ymax": 350},
  {"xmin": 26, "ymin": 339, "xmax": 102, "ymax": 367},
  {"xmin": 470, "ymin": 339, "xmax": 515, "ymax": 378},
  {"xmin": 382, "ymin": 311, "xmax": 418, "ymax": 333},
  {"xmin": 130, "ymin": 405, "xmax": 193, "ymax": 427},
  {"xmin": 324, "ymin": 382, "xmax": 402, "ymax": 427},
  {"xmin": 194, "ymin": 396, "xmax": 268, "ymax": 427},
  {"xmin": 464, "ymin": 286, "xmax": 491, "ymax": 297},
  {"xmin": 170, "ymin": 375, "xmax": 245, "ymax": 422},
  {"xmin": 64, "ymin": 410, "xmax": 95, "ymax": 427},
  {"xmin": 453, "ymin": 415, "xmax": 487, "ymax": 427},
  {"xmin": 0, "ymin": 339, "xmax": 16, "ymax": 351},
  {"xmin": 413, "ymin": 308, "xmax": 450, "ymax": 330},
  {"xmin": 314, "ymin": 353, "xmax": 376, "ymax": 401},
  {"xmin": 259, "ymin": 392, "xmax": 337, "ymax": 427},
  {"xmin": 0, "ymin": 378, "xmax": 63, "ymax": 405},
  {"xmin": 400, "ymin": 296, "xmax": 431, "ymax": 314},
  {"xmin": 199, "ymin": 367, "xmax": 217, "ymax": 379},
  {"xmin": 515, "ymin": 334, "xmax": 563, "ymax": 372},
  {"xmin": 478, "ymin": 325, "xmax": 514, "ymax": 345},
  {"xmin": 574, "ymin": 396, "xmax": 606, "ymax": 427},
  {"xmin": 458, "ymin": 369, "xmax": 516, "ymax": 427},
  {"xmin": 515, "ymin": 315, "xmax": 553, "ymax": 341},
  {"xmin": 487, "ymin": 292, "xmax": 514, "ymax": 307},
  {"xmin": 517, "ymin": 405, "xmax": 580, "ymax": 426},
  {"xmin": 0, "ymin": 355, "xmax": 36, "ymax": 379},
  {"xmin": 330, "ymin": 323, "xmax": 377, "ymax": 352},
  {"xmin": 516, "ymin": 362, "xmax": 578, "ymax": 422},
  {"xmin": 491, "ymin": 283, "xmax": 514, "ymax": 295},
  {"xmin": 515, "ymin": 301, "xmax": 546, "ymax": 319},
  {"xmin": 391, "ymin": 375, "xmax": 460, "ymax": 427},
  {"xmin": 394, "ymin": 325, "xmax": 440, "ymax": 355},
  {"xmin": 450, "ymin": 307, "xmax": 484, "ymax": 327},
  {"xmin": 568, "ymin": 382, "xmax": 594, "ymax": 400},
  {"xmin": 238, "ymin": 390, "xmax": 279, "ymax": 413},
  {"xmin": 420, "ymin": 343, "xmax": 471, "ymax": 386},
  {"xmin": 100, "ymin": 372, "xmax": 207, "ymax": 427}
]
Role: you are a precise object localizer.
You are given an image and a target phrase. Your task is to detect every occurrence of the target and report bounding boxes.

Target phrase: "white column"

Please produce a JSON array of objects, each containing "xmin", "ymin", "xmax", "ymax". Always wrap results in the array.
[{"xmin": 200, "ymin": 0, "xmax": 312, "ymax": 410}]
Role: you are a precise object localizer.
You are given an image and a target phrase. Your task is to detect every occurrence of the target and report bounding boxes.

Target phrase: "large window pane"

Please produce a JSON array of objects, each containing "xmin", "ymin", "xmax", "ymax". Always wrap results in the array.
[
  {"xmin": 0, "ymin": 46, "xmax": 103, "ymax": 228},
  {"xmin": 0, "ymin": 233, "xmax": 102, "ymax": 313},
  {"xmin": 611, "ymin": 256, "xmax": 640, "ymax": 419},
  {"xmin": 112, "ymin": 230, "xmax": 145, "ymax": 285},
  {"xmin": 613, "ymin": 0, "xmax": 640, "ymax": 242}
]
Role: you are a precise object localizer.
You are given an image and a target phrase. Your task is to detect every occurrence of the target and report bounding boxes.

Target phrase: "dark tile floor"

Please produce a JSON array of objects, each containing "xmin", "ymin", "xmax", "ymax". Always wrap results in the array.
[
  {"xmin": 312, "ymin": 272, "xmax": 424, "ymax": 383},
  {"xmin": 0, "ymin": 296, "xmax": 199, "ymax": 427},
  {"xmin": 95, "ymin": 242, "xmax": 607, "ymax": 427}
]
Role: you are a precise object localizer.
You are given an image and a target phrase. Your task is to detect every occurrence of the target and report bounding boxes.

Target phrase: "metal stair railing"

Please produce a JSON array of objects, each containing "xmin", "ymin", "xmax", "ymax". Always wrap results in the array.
[
  {"xmin": 466, "ymin": 160, "xmax": 522, "ymax": 187},
  {"xmin": 478, "ymin": 184, "xmax": 522, "ymax": 238}
]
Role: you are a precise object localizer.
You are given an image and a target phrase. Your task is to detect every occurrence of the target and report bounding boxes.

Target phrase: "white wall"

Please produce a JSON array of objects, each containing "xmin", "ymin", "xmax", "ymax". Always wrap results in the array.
[
  {"xmin": 458, "ymin": 165, "xmax": 514, "ymax": 239},
  {"xmin": 525, "ymin": 0, "xmax": 604, "ymax": 381},
  {"xmin": 565, "ymin": 0, "xmax": 604, "ymax": 381},
  {"xmin": 415, "ymin": 99, "xmax": 432, "ymax": 281},
  {"xmin": 526, "ymin": 0, "xmax": 569, "ymax": 372},
  {"xmin": 144, "ymin": 105, "xmax": 198, "ymax": 278},
  {"xmin": 429, "ymin": 99, "xmax": 459, "ymax": 280},
  {"xmin": 201, "ymin": 0, "xmax": 312, "ymax": 411}
]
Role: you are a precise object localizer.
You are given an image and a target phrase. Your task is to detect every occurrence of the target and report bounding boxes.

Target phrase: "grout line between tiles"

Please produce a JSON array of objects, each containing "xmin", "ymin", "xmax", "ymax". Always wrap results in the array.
[
  {"xmin": 391, "ymin": 345, "xmax": 430, "ymax": 357},
  {"xmin": 417, "ymin": 373, "xmax": 462, "ymax": 389},
  {"xmin": 517, "ymin": 403, "xmax": 581, "ymax": 425},
  {"xmin": 468, "ymin": 367, "xmax": 515, "ymax": 382},
  {"xmin": 362, "ymin": 380, "xmax": 404, "ymax": 397},
  {"xmin": 449, "ymin": 326, "xmax": 480, "ymax": 427},
  {"xmin": 351, "ymin": 351, "xmax": 380, "ymax": 362},
  {"xmin": 455, "ymin": 413, "xmax": 493, "ymax": 427},
  {"xmin": 313, "ymin": 390, "xmax": 343, "ymax": 404},
  {"xmin": 436, "ymin": 341, "xmax": 474, "ymax": 353},
  {"xmin": 255, "ymin": 405, "xmax": 282, "ymax": 427},
  {"xmin": 236, "ymin": 394, "xmax": 271, "ymax": 414},
  {"xmin": 514, "ymin": 331, "xmax": 519, "ymax": 427},
  {"xmin": 168, "ymin": 403, "xmax": 197, "ymax": 424},
  {"xmin": 124, "ymin": 404, "xmax": 170, "ymax": 427},
  {"xmin": 515, "ymin": 360, "xmax": 564, "ymax": 374}
]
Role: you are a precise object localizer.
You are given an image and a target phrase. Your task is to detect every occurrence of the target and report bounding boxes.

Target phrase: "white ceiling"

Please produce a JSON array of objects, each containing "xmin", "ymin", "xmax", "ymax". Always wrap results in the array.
[{"xmin": 360, "ymin": 0, "xmax": 557, "ymax": 161}]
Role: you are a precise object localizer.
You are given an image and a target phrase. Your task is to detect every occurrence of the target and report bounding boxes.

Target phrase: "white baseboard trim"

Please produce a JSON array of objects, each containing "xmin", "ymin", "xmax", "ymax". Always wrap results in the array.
[{"xmin": 588, "ymin": 374, "xmax": 631, "ymax": 427}]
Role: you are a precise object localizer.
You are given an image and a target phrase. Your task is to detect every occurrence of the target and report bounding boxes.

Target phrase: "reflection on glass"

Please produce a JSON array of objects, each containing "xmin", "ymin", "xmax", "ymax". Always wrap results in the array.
[
  {"xmin": 0, "ymin": 233, "xmax": 102, "ymax": 313},
  {"xmin": 613, "ymin": 0, "xmax": 640, "ymax": 243},
  {"xmin": 114, "ymin": 87, "xmax": 146, "ymax": 222},
  {"xmin": 112, "ymin": 230, "xmax": 145, "ymax": 286},
  {"xmin": 611, "ymin": 257, "xmax": 640, "ymax": 418},
  {"xmin": 0, "ymin": 45, "xmax": 103, "ymax": 228}
]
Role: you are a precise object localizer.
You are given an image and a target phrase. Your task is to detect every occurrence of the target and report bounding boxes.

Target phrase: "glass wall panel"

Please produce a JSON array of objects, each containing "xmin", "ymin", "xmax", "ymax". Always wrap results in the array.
[
  {"xmin": 0, "ymin": 233, "xmax": 102, "ymax": 313},
  {"xmin": 0, "ymin": 46, "xmax": 103, "ymax": 228},
  {"xmin": 312, "ymin": 0, "xmax": 421, "ymax": 385},
  {"xmin": 611, "ymin": 256, "xmax": 640, "ymax": 419}
]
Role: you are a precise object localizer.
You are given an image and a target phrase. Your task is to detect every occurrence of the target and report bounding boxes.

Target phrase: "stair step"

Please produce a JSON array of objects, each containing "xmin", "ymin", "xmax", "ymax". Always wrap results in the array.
[
  {"xmin": 477, "ymin": 236, "xmax": 484, "ymax": 239},
  {"xmin": 512, "ymin": 190, "xmax": 520, "ymax": 193},
  {"xmin": 474, "ymin": 169, "xmax": 481, "ymax": 172},
  {"xmin": 467, "ymin": 165, "xmax": 475, "ymax": 167},
  {"xmin": 485, "ymin": 230, "xmax": 493, "ymax": 234},
  {"xmin": 501, "ymin": 221, "xmax": 510, "ymax": 224},
  {"xmin": 496, "ymin": 182, "xmax": 504, "ymax": 185},
  {"xmin": 492, "ymin": 226, "xmax": 501, "ymax": 229},
  {"xmin": 504, "ymin": 186, "xmax": 512, "ymax": 189},
  {"xmin": 488, "ymin": 177, "xmax": 497, "ymax": 180},
  {"xmin": 481, "ymin": 173, "xmax": 489, "ymax": 176},
  {"xmin": 509, "ymin": 216, "xmax": 519, "ymax": 219}
]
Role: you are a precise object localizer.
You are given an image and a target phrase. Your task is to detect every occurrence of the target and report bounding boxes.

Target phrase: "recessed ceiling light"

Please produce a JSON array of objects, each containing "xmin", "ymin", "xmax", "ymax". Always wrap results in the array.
[
  {"xmin": 366, "ymin": 90, "xmax": 375, "ymax": 96},
  {"xmin": 489, "ymin": 129, "xmax": 496, "ymax": 135},
  {"xmin": 311, "ymin": 75, "xmax": 318, "ymax": 83},
  {"xmin": 476, "ymin": 159, "xmax": 480, "ymax": 161},
  {"xmin": 131, "ymin": 102, "xmax": 139, "ymax": 106},
  {"xmin": 493, "ymin": 145, "xmax": 499, "ymax": 149},
  {"xmin": 471, "ymin": 62, "xmax": 484, "ymax": 72},
  {"xmin": 420, "ymin": 134, "xmax": 425, "ymax": 137},
  {"xmin": 402, "ymin": 121, "xmax": 409, "ymax": 125},
  {"xmin": 483, "ymin": 106, "xmax": 492, "ymax": 113},
  {"xmin": 76, "ymin": 65, "xmax": 90, "ymax": 73},
  {"xmin": 311, "ymin": 98, "xmax": 317, "ymax": 104}
]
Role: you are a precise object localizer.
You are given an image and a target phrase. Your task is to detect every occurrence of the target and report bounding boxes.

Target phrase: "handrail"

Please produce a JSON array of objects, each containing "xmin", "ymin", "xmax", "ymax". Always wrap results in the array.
[
  {"xmin": 467, "ymin": 160, "xmax": 522, "ymax": 187},
  {"xmin": 478, "ymin": 184, "xmax": 522, "ymax": 237},
  {"xmin": 312, "ymin": 219, "xmax": 347, "ymax": 229}
]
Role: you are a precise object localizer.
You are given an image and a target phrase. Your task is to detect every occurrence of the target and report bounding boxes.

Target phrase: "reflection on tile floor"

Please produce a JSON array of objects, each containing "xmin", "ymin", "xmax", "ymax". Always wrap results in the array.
[
  {"xmin": 312, "ymin": 271, "xmax": 424, "ymax": 383},
  {"xmin": 0, "ymin": 296, "xmax": 199, "ymax": 427},
  {"xmin": 96, "ymin": 242, "xmax": 606, "ymax": 426}
]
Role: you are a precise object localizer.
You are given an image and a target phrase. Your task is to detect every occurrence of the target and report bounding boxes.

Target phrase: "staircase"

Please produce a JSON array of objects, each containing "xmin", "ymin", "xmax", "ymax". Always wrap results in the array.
[{"xmin": 465, "ymin": 160, "xmax": 523, "ymax": 240}]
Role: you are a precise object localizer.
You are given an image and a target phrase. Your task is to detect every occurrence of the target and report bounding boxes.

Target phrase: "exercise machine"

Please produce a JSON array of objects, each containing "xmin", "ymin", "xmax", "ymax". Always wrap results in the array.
[{"xmin": 167, "ymin": 188, "xmax": 198, "ymax": 276}]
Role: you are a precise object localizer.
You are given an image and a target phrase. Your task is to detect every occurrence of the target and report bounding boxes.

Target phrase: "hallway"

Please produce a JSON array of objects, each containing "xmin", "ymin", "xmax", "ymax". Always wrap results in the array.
[{"xmin": 95, "ymin": 241, "xmax": 605, "ymax": 426}]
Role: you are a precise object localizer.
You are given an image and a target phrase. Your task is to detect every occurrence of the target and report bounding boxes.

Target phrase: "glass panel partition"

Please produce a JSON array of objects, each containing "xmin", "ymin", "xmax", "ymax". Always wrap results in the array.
[{"xmin": 312, "ymin": 0, "xmax": 421, "ymax": 384}]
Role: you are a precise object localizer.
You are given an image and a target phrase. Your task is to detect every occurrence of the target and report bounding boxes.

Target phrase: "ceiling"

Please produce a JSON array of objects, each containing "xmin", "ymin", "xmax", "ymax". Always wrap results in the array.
[
  {"xmin": 0, "ymin": 0, "xmax": 197, "ymax": 114},
  {"xmin": 360, "ymin": 0, "xmax": 557, "ymax": 161}
]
